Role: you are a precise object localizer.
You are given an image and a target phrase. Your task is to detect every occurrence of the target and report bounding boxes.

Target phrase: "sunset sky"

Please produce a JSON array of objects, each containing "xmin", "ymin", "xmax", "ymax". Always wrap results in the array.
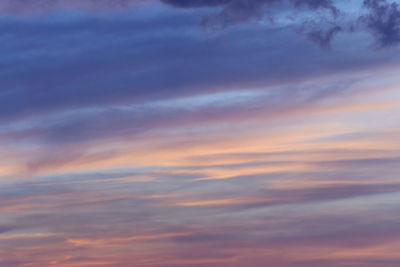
[{"xmin": 1, "ymin": 0, "xmax": 400, "ymax": 266}]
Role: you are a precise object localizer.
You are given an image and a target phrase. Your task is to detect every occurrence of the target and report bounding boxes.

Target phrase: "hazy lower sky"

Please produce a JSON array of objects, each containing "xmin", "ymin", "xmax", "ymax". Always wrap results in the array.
[{"xmin": 1, "ymin": 0, "xmax": 400, "ymax": 266}]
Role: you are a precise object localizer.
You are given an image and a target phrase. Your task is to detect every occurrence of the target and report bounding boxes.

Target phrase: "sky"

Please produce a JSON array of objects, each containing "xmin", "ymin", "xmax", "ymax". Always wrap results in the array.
[{"xmin": 1, "ymin": 0, "xmax": 400, "ymax": 266}]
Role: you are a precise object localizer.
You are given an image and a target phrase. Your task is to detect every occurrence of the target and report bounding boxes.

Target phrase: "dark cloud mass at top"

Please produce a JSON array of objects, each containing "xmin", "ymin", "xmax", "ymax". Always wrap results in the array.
[
  {"xmin": 162, "ymin": 0, "xmax": 338, "ymax": 25},
  {"xmin": 362, "ymin": 0, "xmax": 400, "ymax": 47},
  {"xmin": 0, "ymin": 0, "xmax": 399, "ymax": 48},
  {"xmin": 161, "ymin": 0, "xmax": 400, "ymax": 48},
  {"xmin": 161, "ymin": 0, "xmax": 231, "ymax": 8},
  {"xmin": 161, "ymin": 0, "xmax": 341, "ymax": 47},
  {"xmin": 161, "ymin": 0, "xmax": 337, "ymax": 10}
]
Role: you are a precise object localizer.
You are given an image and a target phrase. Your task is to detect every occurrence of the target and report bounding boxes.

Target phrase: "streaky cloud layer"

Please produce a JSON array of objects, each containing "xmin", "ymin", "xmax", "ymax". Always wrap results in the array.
[{"xmin": 1, "ymin": 0, "xmax": 400, "ymax": 267}]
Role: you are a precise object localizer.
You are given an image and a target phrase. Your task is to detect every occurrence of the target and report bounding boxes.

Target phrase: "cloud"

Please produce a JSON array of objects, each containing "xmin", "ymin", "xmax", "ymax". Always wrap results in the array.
[
  {"xmin": 304, "ymin": 25, "xmax": 342, "ymax": 48},
  {"xmin": 160, "ymin": 0, "xmax": 400, "ymax": 49},
  {"xmin": 161, "ymin": 0, "xmax": 338, "ymax": 13},
  {"xmin": 161, "ymin": 0, "xmax": 230, "ymax": 8},
  {"xmin": 0, "ymin": 0, "xmax": 400, "ymax": 49},
  {"xmin": 0, "ymin": 0, "xmax": 149, "ymax": 15},
  {"xmin": 2, "ymin": 77, "xmax": 355, "ymax": 145},
  {"xmin": 162, "ymin": 0, "xmax": 340, "ymax": 47},
  {"xmin": 2, "ymin": 141, "xmax": 400, "ymax": 266},
  {"xmin": 0, "ymin": 9, "xmax": 396, "ymax": 126},
  {"xmin": 291, "ymin": 0, "xmax": 338, "ymax": 15},
  {"xmin": 362, "ymin": 0, "xmax": 400, "ymax": 47},
  {"xmin": 0, "ymin": 1, "xmax": 400, "ymax": 267},
  {"xmin": 164, "ymin": 0, "xmax": 338, "ymax": 28},
  {"xmin": 0, "ymin": 225, "xmax": 16, "ymax": 234}
]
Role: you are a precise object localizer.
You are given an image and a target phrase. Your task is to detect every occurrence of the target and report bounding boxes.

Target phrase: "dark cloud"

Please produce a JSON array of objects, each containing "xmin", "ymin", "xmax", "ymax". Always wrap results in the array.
[
  {"xmin": 0, "ymin": 0, "xmax": 400, "ymax": 49},
  {"xmin": 161, "ymin": 0, "xmax": 230, "ymax": 8},
  {"xmin": 161, "ymin": 0, "xmax": 400, "ymax": 48},
  {"xmin": 162, "ymin": 0, "xmax": 338, "ymax": 12},
  {"xmin": 291, "ymin": 0, "xmax": 339, "ymax": 16},
  {"xmin": 0, "ymin": 225, "xmax": 16, "ymax": 234},
  {"xmin": 362, "ymin": 0, "xmax": 400, "ymax": 47},
  {"xmin": 172, "ymin": 0, "xmax": 338, "ymax": 28},
  {"xmin": 162, "ymin": 0, "xmax": 340, "ymax": 46},
  {"xmin": 305, "ymin": 25, "xmax": 342, "ymax": 48}
]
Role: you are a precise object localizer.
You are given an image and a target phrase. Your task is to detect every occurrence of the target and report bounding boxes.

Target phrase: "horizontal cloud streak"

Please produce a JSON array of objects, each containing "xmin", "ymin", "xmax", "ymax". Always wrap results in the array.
[{"xmin": 0, "ymin": 0, "xmax": 151, "ymax": 15}]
